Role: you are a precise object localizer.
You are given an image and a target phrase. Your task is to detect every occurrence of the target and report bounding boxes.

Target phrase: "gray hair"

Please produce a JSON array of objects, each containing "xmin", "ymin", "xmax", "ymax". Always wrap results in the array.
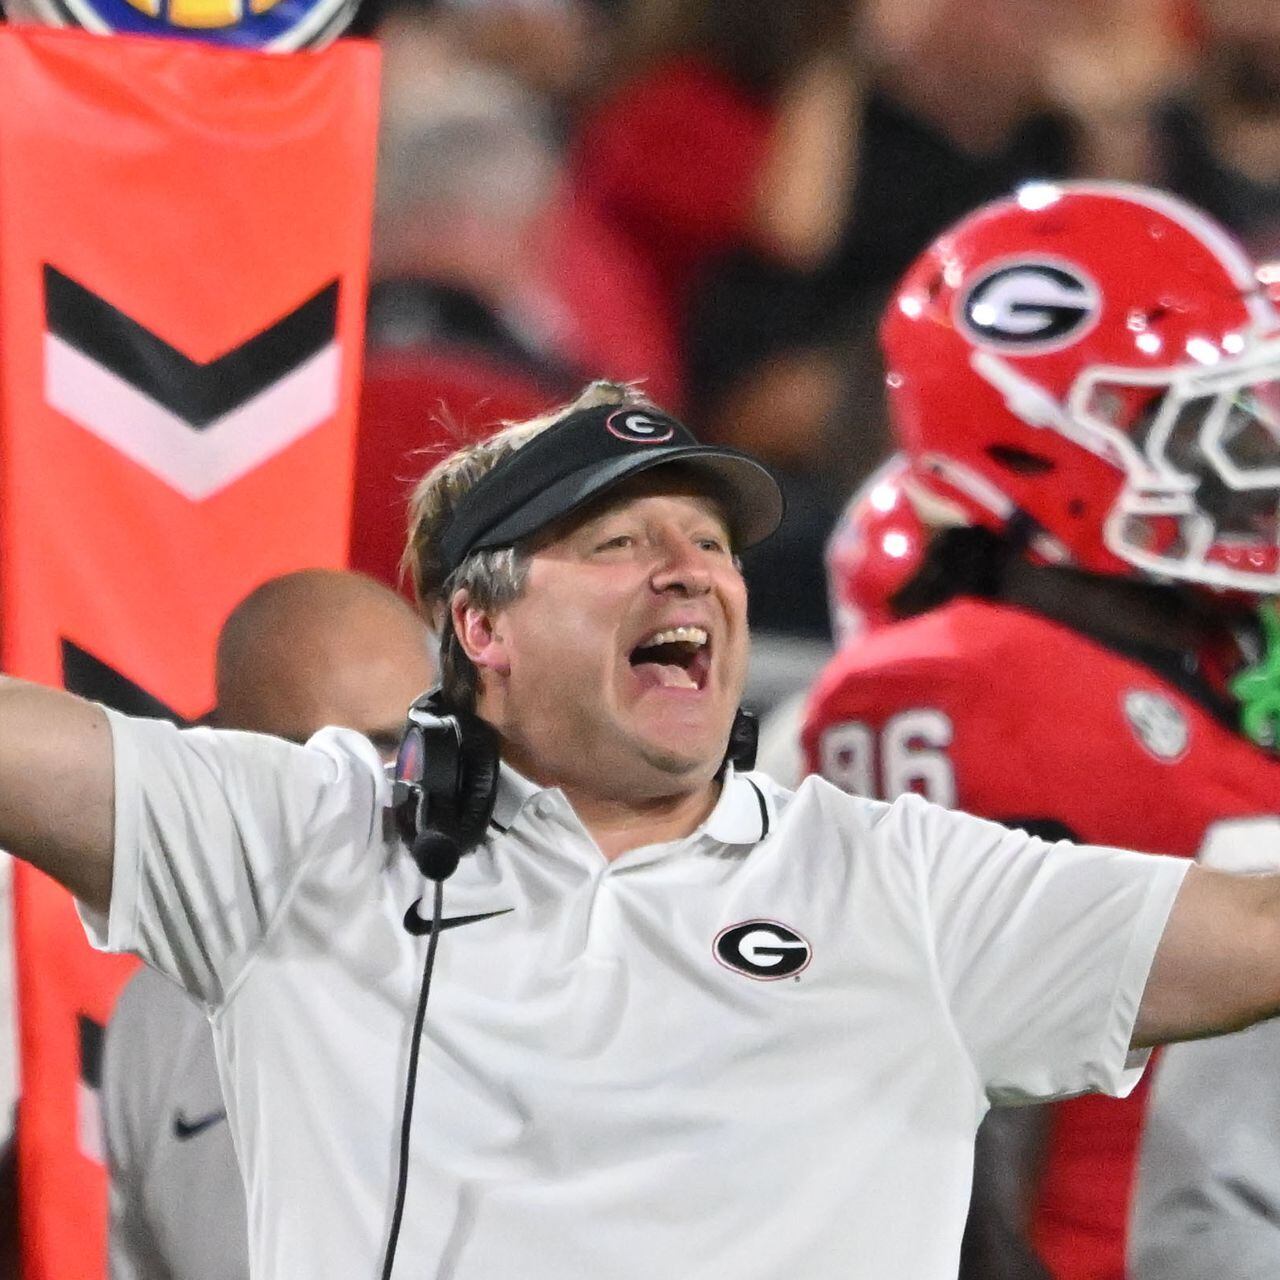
[{"xmin": 435, "ymin": 546, "xmax": 529, "ymax": 712}]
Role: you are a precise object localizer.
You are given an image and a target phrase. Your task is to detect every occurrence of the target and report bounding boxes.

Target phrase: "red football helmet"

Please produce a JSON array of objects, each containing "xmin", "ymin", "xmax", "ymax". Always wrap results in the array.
[
  {"xmin": 882, "ymin": 181, "xmax": 1280, "ymax": 592},
  {"xmin": 825, "ymin": 454, "xmax": 928, "ymax": 643}
]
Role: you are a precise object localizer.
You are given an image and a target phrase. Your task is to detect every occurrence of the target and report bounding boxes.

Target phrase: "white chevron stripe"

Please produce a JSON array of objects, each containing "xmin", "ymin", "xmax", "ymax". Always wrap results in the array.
[
  {"xmin": 45, "ymin": 335, "xmax": 341, "ymax": 501},
  {"xmin": 77, "ymin": 1077, "xmax": 103, "ymax": 1166}
]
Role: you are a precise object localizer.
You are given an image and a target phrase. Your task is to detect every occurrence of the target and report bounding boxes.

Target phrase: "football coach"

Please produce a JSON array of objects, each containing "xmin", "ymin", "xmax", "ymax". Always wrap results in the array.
[{"xmin": 0, "ymin": 380, "xmax": 1273, "ymax": 1279}]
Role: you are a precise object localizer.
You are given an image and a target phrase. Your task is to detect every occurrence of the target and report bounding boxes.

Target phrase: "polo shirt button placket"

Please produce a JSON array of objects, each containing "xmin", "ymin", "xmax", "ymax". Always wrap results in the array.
[{"xmin": 580, "ymin": 868, "xmax": 621, "ymax": 963}]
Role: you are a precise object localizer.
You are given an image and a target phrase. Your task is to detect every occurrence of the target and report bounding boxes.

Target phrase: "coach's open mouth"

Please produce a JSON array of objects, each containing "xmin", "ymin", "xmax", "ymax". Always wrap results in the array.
[{"xmin": 629, "ymin": 626, "xmax": 711, "ymax": 691}]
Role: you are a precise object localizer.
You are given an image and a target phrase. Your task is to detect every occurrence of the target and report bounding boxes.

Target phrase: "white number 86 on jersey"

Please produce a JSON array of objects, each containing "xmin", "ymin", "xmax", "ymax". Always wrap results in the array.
[{"xmin": 819, "ymin": 710, "xmax": 957, "ymax": 807}]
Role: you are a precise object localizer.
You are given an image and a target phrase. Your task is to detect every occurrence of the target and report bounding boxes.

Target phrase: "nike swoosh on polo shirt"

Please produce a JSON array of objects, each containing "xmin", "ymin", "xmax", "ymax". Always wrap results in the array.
[
  {"xmin": 172, "ymin": 1109, "xmax": 227, "ymax": 1141},
  {"xmin": 402, "ymin": 904, "xmax": 514, "ymax": 937}
]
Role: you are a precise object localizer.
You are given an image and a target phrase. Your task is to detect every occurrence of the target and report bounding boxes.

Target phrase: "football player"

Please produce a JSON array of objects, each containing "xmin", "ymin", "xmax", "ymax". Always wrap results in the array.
[{"xmin": 802, "ymin": 181, "xmax": 1280, "ymax": 1280}]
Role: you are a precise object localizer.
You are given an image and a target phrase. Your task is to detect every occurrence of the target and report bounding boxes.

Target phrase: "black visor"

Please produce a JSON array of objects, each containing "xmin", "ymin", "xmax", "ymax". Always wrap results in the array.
[{"xmin": 438, "ymin": 404, "xmax": 784, "ymax": 575}]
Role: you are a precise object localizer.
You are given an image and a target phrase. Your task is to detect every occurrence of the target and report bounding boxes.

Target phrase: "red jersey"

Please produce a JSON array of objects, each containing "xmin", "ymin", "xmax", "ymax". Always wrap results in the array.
[{"xmin": 800, "ymin": 597, "xmax": 1280, "ymax": 1280}]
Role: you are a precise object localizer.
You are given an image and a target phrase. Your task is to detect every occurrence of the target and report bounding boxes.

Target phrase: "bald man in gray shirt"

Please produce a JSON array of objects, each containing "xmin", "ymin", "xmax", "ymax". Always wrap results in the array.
[{"xmin": 103, "ymin": 570, "xmax": 435, "ymax": 1280}]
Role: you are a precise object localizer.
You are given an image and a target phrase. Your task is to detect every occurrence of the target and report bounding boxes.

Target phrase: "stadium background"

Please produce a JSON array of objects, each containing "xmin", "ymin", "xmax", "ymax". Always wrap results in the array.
[{"xmin": 0, "ymin": 0, "xmax": 1278, "ymax": 1274}]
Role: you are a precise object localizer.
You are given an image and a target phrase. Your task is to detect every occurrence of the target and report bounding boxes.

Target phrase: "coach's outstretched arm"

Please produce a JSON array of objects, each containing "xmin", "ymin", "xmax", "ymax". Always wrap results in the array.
[
  {"xmin": 0, "ymin": 677, "xmax": 114, "ymax": 914},
  {"xmin": 1135, "ymin": 864, "xmax": 1280, "ymax": 1047}
]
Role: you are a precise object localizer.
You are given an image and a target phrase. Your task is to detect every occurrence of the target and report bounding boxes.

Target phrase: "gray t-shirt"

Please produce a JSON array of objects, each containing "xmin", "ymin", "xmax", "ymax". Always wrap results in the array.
[
  {"xmin": 1131, "ymin": 1017, "xmax": 1280, "ymax": 1279},
  {"xmin": 104, "ymin": 966, "xmax": 246, "ymax": 1280}
]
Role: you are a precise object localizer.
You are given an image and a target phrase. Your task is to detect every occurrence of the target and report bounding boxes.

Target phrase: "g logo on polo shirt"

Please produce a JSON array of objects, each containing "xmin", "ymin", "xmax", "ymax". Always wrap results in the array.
[
  {"xmin": 605, "ymin": 409, "xmax": 676, "ymax": 445},
  {"xmin": 714, "ymin": 919, "xmax": 811, "ymax": 980}
]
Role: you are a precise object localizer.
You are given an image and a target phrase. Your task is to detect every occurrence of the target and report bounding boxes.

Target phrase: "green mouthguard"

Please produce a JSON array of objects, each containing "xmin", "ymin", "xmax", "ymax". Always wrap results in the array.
[{"xmin": 1231, "ymin": 600, "xmax": 1280, "ymax": 750}]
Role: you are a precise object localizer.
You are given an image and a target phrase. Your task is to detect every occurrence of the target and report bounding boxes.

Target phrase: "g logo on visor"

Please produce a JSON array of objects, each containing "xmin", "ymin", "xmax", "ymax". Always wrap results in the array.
[
  {"xmin": 606, "ymin": 409, "xmax": 676, "ymax": 445},
  {"xmin": 958, "ymin": 259, "xmax": 1100, "ymax": 352}
]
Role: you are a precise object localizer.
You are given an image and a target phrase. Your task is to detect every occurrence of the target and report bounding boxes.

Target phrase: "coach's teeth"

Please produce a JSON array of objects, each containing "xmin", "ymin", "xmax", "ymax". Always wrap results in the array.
[{"xmin": 644, "ymin": 626, "xmax": 708, "ymax": 647}]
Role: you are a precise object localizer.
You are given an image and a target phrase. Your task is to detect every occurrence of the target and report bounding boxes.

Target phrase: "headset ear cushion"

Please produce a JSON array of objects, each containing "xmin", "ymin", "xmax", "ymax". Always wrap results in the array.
[{"xmin": 450, "ymin": 708, "xmax": 500, "ymax": 852}]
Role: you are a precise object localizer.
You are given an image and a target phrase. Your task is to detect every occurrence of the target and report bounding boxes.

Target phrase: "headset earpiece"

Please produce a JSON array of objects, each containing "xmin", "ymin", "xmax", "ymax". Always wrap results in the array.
[
  {"xmin": 449, "ymin": 704, "xmax": 500, "ymax": 848},
  {"xmin": 392, "ymin": 688, "xmax": 499, "ymax": 881},
  {"xmin": 725, "ymin": 708, "xmax": 758, "ymax": 772}
]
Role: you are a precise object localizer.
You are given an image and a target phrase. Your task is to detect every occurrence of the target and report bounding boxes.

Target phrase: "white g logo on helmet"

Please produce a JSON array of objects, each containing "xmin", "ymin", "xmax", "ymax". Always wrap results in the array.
[{"xmin": 959, "ymin": 259, "xmax": 1101, "ymax": 353}]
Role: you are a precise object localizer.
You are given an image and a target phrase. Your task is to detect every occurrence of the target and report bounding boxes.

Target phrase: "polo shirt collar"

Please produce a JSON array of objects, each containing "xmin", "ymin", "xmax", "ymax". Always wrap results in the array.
[
  {"xmin": 489, "ymin": 762, "xmax": 544, "ymax": 833},
  {"xmin": 488, "ymin": 762, "xmax": 771, "ymax": 846},
  {"xmin": 702, "ymin": 766, "xmax": 773, "ymax": 845}
]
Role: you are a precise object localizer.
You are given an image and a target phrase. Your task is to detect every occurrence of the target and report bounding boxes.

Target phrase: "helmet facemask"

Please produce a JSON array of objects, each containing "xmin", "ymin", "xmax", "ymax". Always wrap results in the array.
[{"xmin": 1069, "ymin": 335, "xmax": 1280, "ymax": 591}]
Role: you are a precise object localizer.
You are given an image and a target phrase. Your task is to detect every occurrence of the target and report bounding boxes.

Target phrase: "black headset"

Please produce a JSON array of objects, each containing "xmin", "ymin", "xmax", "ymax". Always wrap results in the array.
[
  {"xmin": 391, "ymin": 688, "xmax": 500, "ymax": 882},
  {"xmin": 391, "ymin": 688, "xmax": 759, "ymax": 882}
]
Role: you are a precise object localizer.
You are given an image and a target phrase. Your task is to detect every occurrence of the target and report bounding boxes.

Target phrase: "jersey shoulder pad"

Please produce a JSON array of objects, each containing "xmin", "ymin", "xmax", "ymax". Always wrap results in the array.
[
  {"xmin": 801, "ymin": 600, "xmax": 1127, "ymax": 806},
  {"xmin": 806, "ymin": 600, "xmax": 1035, "ymax": 713}
]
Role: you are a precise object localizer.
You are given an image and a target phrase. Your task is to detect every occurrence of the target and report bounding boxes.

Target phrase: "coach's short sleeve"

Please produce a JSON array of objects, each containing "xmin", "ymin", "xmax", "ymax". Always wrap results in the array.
[
  {"xmin": 898, "ymin": 794, "xmax": 1190, "ymax": 1103},
  {"xmin": 80, "ymin": 709, "xmax": 388, "ymax": 1006}
]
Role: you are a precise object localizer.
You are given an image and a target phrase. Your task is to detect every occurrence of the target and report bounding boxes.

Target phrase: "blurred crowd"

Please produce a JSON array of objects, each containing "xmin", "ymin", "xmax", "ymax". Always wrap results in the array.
[{"xmin": 359, "ymin": 0, "xmax": 1280, "ymax": 638}]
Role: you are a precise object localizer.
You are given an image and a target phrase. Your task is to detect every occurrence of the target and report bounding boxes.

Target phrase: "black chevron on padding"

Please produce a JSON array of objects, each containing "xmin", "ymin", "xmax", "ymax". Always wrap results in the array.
[
  {"xmin": 61, "ymin": 638, "xmax": 188, "ymax": 725},
  {"xmin": 44, "ymin": 266, "xmax": 339, "ymax": 428},
  {"xmin": 78, "ymin": 1015, "xmax": 104, "ymax": 1091}
]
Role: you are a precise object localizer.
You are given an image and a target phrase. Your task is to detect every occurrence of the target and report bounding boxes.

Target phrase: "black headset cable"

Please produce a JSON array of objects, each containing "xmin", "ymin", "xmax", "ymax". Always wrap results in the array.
[{"xmin": 379, "ymin": 876, "xmax": 445, "ymax": 1280}]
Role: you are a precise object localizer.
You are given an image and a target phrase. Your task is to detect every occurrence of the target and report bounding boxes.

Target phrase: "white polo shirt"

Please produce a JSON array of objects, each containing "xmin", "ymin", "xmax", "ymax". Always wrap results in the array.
[{"xmin": 84, "ymin": 709, "xmax": 1187, "ymax": 1280}]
